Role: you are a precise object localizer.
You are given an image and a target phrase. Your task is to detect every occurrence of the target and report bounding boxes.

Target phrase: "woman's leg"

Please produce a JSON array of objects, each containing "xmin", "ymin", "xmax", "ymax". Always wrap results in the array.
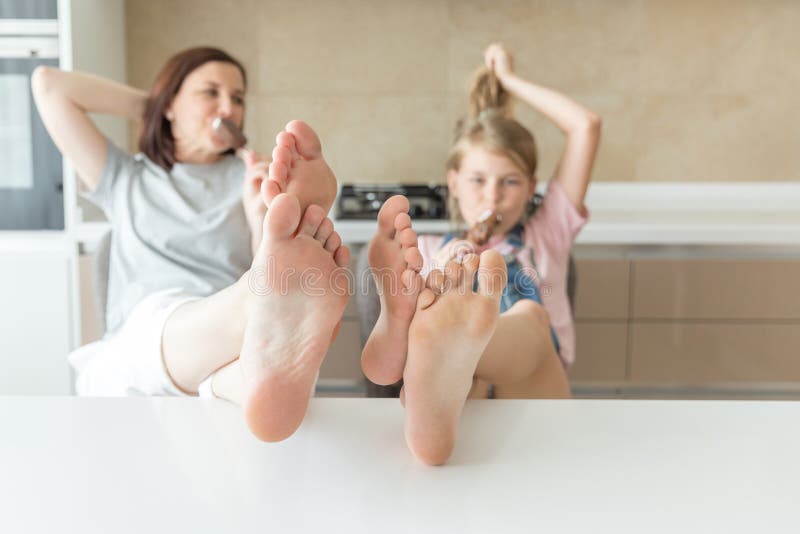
[
  {"xmin": 160, "ymin": 120, "xmax": 341, "ymax": 395},
  {"xmin": 161, "ymin": 280, "xmax": 248, "ymax": 393}
]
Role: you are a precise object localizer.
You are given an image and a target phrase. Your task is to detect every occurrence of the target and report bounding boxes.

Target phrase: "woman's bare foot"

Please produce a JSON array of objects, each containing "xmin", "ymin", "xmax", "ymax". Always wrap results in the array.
[
  {"xmin": 240, "ymin": 192, "xmax": 350, "ymax": 442},
  {"xmin": 361, "ymin": 195, "xmax": 423, "ymax": 385},
  {"xmin": 262, "ymin": 120, "xmax": 338, "ymax": 214},
  {"xmin": 402, "ymin": 250, "xmax": 507, "ymax": 465}
]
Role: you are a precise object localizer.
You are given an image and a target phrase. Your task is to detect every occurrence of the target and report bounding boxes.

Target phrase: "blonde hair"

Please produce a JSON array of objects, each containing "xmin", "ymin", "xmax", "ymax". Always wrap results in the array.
[{"xmin": 446, "ymin": 67, "xmax": 538, "ymax": 223}]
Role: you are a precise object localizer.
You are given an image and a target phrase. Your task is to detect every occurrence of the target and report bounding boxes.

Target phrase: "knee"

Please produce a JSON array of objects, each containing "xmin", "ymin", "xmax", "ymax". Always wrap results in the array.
[{"xmin": 510, "ymin": 299, "xmax": 550, "ymax": 328}]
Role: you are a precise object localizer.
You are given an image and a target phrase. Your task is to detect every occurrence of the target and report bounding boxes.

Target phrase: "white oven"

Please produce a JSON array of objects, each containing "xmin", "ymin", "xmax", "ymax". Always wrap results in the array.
[{"xmin": 0, "ymin": 0, "xmax": 64, "ymax": 230}]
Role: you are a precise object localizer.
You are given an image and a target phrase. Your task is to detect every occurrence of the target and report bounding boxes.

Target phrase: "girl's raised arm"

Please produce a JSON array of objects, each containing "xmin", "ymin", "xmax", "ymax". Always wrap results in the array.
[{"xmin": 485, "ymin": 44, "xmax": 601, "ymax": 210}]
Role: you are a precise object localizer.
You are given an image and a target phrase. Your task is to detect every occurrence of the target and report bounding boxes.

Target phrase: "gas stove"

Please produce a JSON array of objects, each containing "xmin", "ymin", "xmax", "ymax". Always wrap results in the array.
[{"xmin": 336, "ymin": 184, "xmax": 448, "ymax": 220}]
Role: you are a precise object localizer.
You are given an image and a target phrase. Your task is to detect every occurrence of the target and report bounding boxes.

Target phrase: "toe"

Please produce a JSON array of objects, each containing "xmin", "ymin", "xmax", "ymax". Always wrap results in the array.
[
  {"xmin": 314, "ymin": 217, "xmax": 334, "ymax": 245},
  {"xmin": 298, "ymin": 204, "xmax": 326, "ymax": 237},
  {"xmin": 416, "ymin": 287, "xmax": 437, "ymax": 311},
  {"xmin": 276, "ymin": 130, "xmax": 297, "ymax": 154},
  {"xmin": 404, "ymin": 247, "xmax": 423, "ymax": 272},
  {"xmin": 443, "ymin": 259, "xmax": 463, "ymax": 293},
  {"xmin": 426, "ymin": 269, "xmax": 445, "ymax": 295},
  {"xmin": 401, "ymin": 269, "xmax": 423, "ymax": 294},
  {"xmin": 476, "ymin": 250, "xmax": 508, "ymax": 297},
  {"xmin": 324, "ymin": 231, "xmax": 342, "ymax": 255},
  {"xmin": 397, "ymin": 227, "xmax": 417, "ymax": 248},
  {"xmin": 393, "ymin": 212, "xmax": 412, "ymax": 232},
  {"xmin": 263, "ymin": 193, "xmax": 301, "ymax": 240},
  {"xmin": 377, "ymin": 195, "xmax": 410, "ymax": 236},
  {"xmin": 261, "ymin": 179, "xmax": 283, "ymax": 206},
  {"xmin": 460, "ymin": 253, "xmax": 480, "ymax": 292},
  {"xmin": 333, "ymin": 244, "xmax": 350, "ymax": 268},
  {"xmin": 271, "ymin": 144, "xmax": 293, "ymax": 167},
  {"xmin": 268, "ymin": 160, "xmax": 289, "ymax": 189},
  {"xmin": 285, "ymin": 120, "xmax": 322, "ymax": 160}
]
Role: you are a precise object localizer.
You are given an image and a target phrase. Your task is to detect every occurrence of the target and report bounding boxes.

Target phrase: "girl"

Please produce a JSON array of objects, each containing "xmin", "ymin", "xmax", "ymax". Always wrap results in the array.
[
  {"xmin": 363, "ymin": 43, "xmax": 600, "ymax": 464},
  {"xmin": 33, "ymin": 47, "xmax": 345, "ymax": 442}
]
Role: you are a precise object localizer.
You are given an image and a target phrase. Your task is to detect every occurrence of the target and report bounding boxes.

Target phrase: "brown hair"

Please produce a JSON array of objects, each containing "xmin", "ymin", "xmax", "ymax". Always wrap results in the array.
[
  {"xmin": 138, "ymin": 47, "xmax": 247, "ymax": 171},
  {"xmin": 446, "ymin": 67, "xmax": 538, "ymax": 222}
]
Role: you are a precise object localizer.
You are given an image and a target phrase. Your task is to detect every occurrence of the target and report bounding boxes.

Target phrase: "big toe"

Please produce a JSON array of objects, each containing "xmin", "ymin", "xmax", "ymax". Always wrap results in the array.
[
  {"xmin": 377, "ymin": 195, "xmax": 410, "ymax": 235},
  {"xmin": 264, "ymin": 193, "xmax": 302, "ymax": 240},
  {"xmin": 476, "ymin": 250, "xmax": 508, "ymax": 297},
  {"xmin": 285, "ymin": 120, "xmax": 322, "ymax": 160}
]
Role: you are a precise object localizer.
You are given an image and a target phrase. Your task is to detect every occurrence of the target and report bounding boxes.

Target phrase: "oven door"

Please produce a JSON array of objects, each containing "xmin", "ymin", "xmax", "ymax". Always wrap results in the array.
[{"xmin": 0, "ymin": 40, "xmax": 62, "ymax": 230}]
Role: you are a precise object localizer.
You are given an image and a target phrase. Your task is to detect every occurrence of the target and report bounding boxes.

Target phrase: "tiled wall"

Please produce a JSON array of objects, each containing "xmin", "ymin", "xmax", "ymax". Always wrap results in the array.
[{"xmin": 125, "ymin": 0, "xmax": 800, "ymax": 184}]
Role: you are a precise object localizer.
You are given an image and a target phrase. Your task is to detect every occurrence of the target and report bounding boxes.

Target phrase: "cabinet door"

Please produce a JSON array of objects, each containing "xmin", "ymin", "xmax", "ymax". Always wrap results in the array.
[{"xmin": 0, "ymin": 252, "xmax": 72, "ymax": 394}]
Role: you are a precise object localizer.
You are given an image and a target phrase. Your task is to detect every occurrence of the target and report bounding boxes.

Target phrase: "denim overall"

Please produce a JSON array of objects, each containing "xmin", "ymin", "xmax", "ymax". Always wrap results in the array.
[{"xmin": 440, "ymin": 225, "xmax": 560, "ymax": 396}]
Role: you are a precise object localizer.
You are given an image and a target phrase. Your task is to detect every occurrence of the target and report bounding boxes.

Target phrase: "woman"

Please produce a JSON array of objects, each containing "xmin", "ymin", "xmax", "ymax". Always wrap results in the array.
[{"xmin": 33, "ymin": 47, "xmax": 344, "ymax": 442}]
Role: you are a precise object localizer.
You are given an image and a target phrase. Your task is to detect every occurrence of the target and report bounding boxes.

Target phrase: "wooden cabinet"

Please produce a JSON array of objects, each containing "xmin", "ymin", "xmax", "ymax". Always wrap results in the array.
[{"xmin": 572, "ymin": 254, "xmax": 800, "ymax": 397}]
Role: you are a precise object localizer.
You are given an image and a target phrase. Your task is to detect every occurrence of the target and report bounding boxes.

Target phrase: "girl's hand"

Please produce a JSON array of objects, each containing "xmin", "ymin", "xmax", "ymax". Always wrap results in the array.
[
  {"xmin": 241, "ymin": 149, "xmax": 269, "ymax": 231},
  {"xmin": 484, "ymin": 43, "xmax": 514, "ymax": 82}
]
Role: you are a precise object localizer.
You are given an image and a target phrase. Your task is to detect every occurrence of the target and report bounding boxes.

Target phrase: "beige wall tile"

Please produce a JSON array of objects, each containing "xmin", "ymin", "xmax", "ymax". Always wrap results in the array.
[
  {"xmin": 447, "ymin": 0, "xmax": 642, "ymax": 94},
  {"xmin": 574, "ymin": 259, "xmax": 630, "ymax": 319},
  {"xmin": 125, "ymin": 0, "xmax": 800, "ymax": 184},
  {"xmin": 253, "ymin": 95, "xmax": 452, "ymax": 184},
  {"xmin": 632, "ymin": 259, "xmax": 800, "ymax": 320},
  {"xmin": 126, "ymin": 0, "xmax": 261, "ymax": 91},
  {"xmin": 256, "ymin": 0, "xmax": 449, "ymax": 96},
  {"xmin": 630, "ymin": 323, "xmax": 800, "ymax": 383},
  {"xmin": 571, "ymin": 322, "xmax": 628, "ymax": 382},
  {"xmin": 632, "ymin": 94, "xmax": 800, "ymax": 182},
  {"xmin": 638, "ymin": 0, "xmax": 797, "ymax": 94}
]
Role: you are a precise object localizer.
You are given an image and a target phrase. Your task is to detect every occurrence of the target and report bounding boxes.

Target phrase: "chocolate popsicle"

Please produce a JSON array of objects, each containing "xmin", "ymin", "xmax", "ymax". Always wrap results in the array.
[
  {"xmin": 467, "ymin": 209, "xmax": 502, "ymax": 246},
  {"xmin": 212, "ymin": 117, "xmax": 248, "ymax": 149}
]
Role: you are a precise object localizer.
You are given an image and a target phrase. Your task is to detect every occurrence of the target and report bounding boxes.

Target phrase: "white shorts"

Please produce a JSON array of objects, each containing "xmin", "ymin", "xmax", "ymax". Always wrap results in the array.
[{"xmin": 68, "ymin": 288, "xmax": 200, "ymax": 397}]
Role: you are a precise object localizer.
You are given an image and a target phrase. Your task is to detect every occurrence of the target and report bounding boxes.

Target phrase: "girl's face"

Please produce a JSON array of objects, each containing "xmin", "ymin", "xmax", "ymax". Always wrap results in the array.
[
  {"xmin": 448, "ymin": 145, "xmax": 535, "ymax": 237},
  {"xmin": 166, "ymin": 61, "xmax": 245, "ymax": 157}
]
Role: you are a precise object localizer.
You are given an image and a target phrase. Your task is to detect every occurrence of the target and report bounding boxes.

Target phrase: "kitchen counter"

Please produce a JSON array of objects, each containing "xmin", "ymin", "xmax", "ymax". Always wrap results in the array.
[
  {"xmin": 1, "ymin": 397, "xmax": 797, "ymax": 533},
  {"xmin": 335, "ymin": 212, "xmax": 800, "ymax": 245},
  {"xmin": 76, "ymin": 212, "xmax": 800, "ymax": 252},
  {"xmin": 75, "ymin": 183, "xmax": 800, "ymax": 250}
]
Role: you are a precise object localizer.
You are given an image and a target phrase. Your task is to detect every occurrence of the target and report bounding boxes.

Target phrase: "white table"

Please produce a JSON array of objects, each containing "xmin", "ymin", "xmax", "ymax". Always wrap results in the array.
[{"xmin": 1, "ymin": 397, "xmax": 797, "ymax": 533}]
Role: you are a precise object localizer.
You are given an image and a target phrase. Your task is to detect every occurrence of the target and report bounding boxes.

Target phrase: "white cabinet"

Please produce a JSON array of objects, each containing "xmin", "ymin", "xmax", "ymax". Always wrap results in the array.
[{"xmin": 0, "ymin": 249, "xmax": 73, "ymax": 394}]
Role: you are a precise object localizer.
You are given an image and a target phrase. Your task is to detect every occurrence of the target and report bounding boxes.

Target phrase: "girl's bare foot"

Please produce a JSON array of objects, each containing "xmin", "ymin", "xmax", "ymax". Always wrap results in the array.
[
  {"xmin": 262, "ymin": 120, "xmax": 338, "ymax": 214},
  {"xmin": 241, "ymin": 192, "xmax": 350, "ymax": 442},
  {"xmin": 361, "ymin": 195, "xmax": 423, "ymax": 385},
  {"xmin": 402, "ymin": 250, "xmax": 507, "ymax": 465}
]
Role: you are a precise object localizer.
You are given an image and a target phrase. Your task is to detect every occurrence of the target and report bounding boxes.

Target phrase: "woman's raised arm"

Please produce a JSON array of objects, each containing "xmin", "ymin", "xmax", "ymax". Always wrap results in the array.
[{"xmin": 31, "ymin": 67, "xmax": 148, "ymax": 191}]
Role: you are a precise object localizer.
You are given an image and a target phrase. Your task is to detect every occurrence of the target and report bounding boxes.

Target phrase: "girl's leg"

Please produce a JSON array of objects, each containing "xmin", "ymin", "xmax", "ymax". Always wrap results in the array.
[
  {"xmin": 403, "ymin": 252, "xmax": 507, "ymax": 465},
  {"xmin": 473, "ymin": 299, "xmax": 570, "ymax": 397},
  {"xmin": 493, "ymin": 347, "xmax": 570, "ymax": 399}
]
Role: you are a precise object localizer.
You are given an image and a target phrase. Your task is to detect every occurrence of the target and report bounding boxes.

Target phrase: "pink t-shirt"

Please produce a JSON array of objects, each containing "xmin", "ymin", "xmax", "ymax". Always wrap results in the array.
[{"xmin": 417, "ymin": 180, "xmax": 588, "ymax": 368}]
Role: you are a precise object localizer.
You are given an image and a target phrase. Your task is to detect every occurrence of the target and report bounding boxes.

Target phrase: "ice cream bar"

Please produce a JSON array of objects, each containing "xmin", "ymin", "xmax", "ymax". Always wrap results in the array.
[
  {"xmin": 467, "ymin": 209, "xmax": 502, "ymax": 245},
  {"xmin": 212, "ymin": 117, "xmax": 248, "ymax": 149}
]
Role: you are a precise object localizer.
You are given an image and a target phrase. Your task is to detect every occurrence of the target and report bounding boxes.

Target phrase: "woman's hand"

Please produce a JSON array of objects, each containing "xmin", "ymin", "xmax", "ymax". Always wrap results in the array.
[
  {"xmin": 241, "ymin": 149, "xmax": 269, "ymax": 253},
  {"xmin": 484, "ymin": 43, "xmax": 514, "ymax": 82}
]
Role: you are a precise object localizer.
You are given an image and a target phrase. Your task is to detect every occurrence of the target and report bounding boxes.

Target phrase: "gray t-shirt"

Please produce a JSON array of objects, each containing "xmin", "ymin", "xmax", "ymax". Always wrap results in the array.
[{"xmin": 85, "ymin": 140, "xmax": 252, "ymax": 335}]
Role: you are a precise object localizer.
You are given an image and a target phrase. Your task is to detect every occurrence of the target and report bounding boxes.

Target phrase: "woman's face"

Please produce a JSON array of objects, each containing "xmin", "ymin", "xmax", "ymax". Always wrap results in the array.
[
  {"xmin": 166, "ymin": 61, "xmax": 245, "ymax": 157},
  {"xmin": 448, "ymin": 145, "xmax": 535, "ymax": 237}
]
